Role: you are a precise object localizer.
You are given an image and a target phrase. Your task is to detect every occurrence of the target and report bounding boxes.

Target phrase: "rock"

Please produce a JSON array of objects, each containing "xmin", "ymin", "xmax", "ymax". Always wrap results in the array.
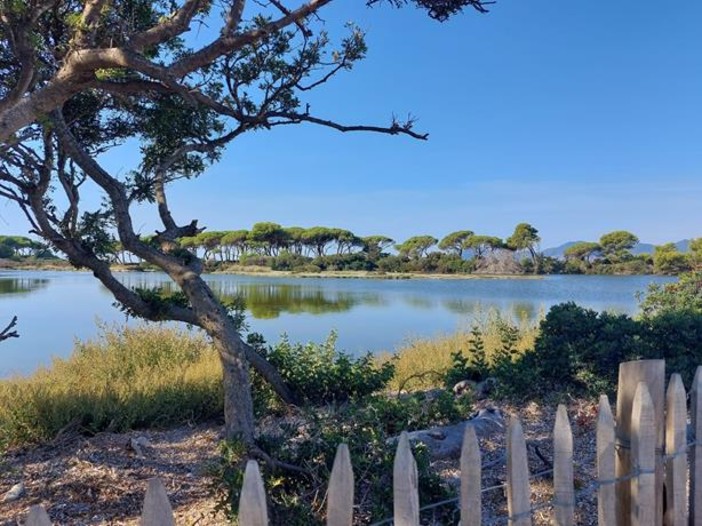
[
  {"xmin": 452, "ymin": 380, "xmax": 476, "ymax": 396},
  {"xmin": 392, "ymin": 406, "xmax": 505, "ymax": 459},
  {"xmin": 2, "ymin": 481, "xmax": 24, "ymax": 502},
  {"xmin": 128, "ymin": 436, "xmax": 152, "ymax": 458},
  {"xmin": 453, "ymin": 377, "xmax": 498, "ymax": 400}
]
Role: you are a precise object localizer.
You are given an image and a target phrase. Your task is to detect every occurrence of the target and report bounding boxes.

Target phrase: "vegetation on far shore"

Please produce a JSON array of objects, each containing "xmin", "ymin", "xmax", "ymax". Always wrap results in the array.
[{"xmin": 2, "ymin": 228, "xmax": 700, "ymax": 278}]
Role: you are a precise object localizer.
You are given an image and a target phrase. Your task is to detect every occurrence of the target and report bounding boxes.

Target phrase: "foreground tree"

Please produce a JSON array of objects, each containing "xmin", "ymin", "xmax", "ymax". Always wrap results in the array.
[{"xmin": 0, "ymin": 1, "xmax": 491, "ymax": 443}]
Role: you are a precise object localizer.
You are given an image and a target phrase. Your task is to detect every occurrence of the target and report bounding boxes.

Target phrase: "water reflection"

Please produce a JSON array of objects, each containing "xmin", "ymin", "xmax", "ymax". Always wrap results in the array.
[
  {"xmin": 0, "ymin": 277, "xmax": 49, "ymax": 296},
  {"xmin": 112, "ymin": 274, "xmax": 382, "ymax": 319}
]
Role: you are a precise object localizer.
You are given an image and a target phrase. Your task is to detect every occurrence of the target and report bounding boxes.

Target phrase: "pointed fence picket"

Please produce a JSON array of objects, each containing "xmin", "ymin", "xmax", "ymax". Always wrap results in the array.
[{"xmin": 22, "ymin": 360, "xmax": 702, "ymax": 526}]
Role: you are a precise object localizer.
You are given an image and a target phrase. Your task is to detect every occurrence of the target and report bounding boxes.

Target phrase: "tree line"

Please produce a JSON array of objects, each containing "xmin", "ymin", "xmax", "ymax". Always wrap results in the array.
[
  {"xmin": 563, "ymin": 231, "xmax": 699, "ymax": 275},
  {"xmin": 117, "ymin": 224, "xmax": 696, "ymax": 275},
  {"xmin": 4, "ymin": 226, "xmax": 698, "ymax": 276}
]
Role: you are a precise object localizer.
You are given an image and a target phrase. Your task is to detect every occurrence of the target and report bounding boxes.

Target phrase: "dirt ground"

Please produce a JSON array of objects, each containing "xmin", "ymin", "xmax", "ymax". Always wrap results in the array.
[{"xmin": 0, "ymin": 399, "xmax": 601, "ymax": 525}]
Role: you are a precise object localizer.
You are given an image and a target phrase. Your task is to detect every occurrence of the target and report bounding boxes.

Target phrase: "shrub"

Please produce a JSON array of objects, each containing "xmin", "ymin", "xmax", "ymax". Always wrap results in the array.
[
  {"xmin": 239, "ymin": 254, "xmax": 274, "ymax": 267},
  {"xmin": 514, "ymin": 302, "xmax": 644, "ymax": 396},
  {"xmin": 249, "ymin": 331, "xmax": 395, "ymax": 405},
  {"xmin": 214, "ymin": 392, "xmax": 469, "ymax": 525},
  {"xmin": 640, "ymin": 271, "xmax": 702, "ymax": 317},
  {"xmin": 271, "ymin": 252, "xmax": 312, "ymax": 271}
]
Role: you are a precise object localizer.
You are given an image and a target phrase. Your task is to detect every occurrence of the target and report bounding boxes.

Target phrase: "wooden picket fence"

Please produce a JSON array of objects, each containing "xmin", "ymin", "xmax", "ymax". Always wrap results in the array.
[{"xmin": 22, "ymin": 360, "xmax": 702, "ymax": 525}]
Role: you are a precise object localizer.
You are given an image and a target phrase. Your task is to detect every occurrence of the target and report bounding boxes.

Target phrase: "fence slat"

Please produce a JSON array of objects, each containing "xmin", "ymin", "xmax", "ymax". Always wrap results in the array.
[
  {"xmin": 597, "ymin": 394, "xmax": 617, "ymax": 526},
  {"xmin": 664, "ymin": 374, "xmax": 687, "ymax": 526},
  {"xmin": 393, "ymin": 431, "xmax": 419, "ymax": 526},
  {"xmin": 26, "ymin": 505, "xmax": 52, "ymax": 526},
  {"xmin": 554, "ymin": 404, "xmax": 574, "ymax": 526},
  {"xmin": 616, "ymin": 360, "xmax": 665, "ymax": 526},
  {"xmin": 690, "ymin": 366, "xmax": 702, "ymax": 525},
  {"xmin": 631, "ymin": 382, "xmax": 656, "ymax": 526},
  {"xmin": 239, "ymin": 460, "xmax": 269, "ymax": 526},
  {"xmin": 507, "ymin": 417, "xmax": 531, "ymax": 526},
  {"xmin": 327, "ymin": 443, "xmax": 354, "ymax": 526},
  {"xmin": 140, "ymin": 478, "xmax": 175, "ymax": 526},
  {"xmin": 461, "ymin": 424, "xmax": 481, "ymax": 526}
]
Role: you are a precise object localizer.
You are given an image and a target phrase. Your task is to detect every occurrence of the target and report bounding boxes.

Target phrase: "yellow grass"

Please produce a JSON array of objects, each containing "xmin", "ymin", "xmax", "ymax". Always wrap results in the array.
[{"xmin": 382, "ymin": 313, "xmax": 540, "ymax": 392}]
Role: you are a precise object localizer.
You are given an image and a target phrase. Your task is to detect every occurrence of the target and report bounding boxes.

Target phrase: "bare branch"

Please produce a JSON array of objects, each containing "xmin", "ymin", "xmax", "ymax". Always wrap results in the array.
[
  {"xmin": 0, "ymin": 316, "xmax": 19, "ymax": 343},
  {"xmin": 268, "ymin": 111, "xmax": 429, "ymax": 140}
]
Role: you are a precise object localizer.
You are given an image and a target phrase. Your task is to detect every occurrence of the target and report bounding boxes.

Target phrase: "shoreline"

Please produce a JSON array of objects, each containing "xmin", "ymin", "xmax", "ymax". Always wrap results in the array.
[{"xmin": 0, "ymin": 260, "xmax": 544, "ymax": 280}]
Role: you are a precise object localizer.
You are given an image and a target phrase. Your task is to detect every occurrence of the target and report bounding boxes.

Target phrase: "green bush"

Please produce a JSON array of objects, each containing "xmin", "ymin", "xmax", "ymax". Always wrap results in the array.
[
  {"xmin": 504, "ymin": 303, "xmax": 645, "ymax": 397},
  {"xmin": 311, "ymin": 253, "xmax": 376, "ymax": 271},
  {"xmin": 271, "ymin": 252, "xmax": 312, "ymax": 271},
  {"xmin": 249, "ymin": 331, "xmax": 395, "ymax": 405},
  {"xmin": 640, "ymin": 271, "xmax": 702, "ymax": 317}
]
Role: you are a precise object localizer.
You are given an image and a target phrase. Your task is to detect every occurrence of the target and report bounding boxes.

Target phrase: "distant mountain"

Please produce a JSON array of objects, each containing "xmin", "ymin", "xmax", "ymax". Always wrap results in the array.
[{"xmin": 543, "ymin": 239, "xmax": 691, "ymax": 259}]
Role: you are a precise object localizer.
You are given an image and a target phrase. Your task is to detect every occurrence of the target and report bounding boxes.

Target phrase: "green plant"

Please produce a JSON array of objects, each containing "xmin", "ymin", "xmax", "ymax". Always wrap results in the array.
[
  {"xmin": 214, "ymin": 391, "xmax": 468, "ymax": 525},
  {"xmin": 250, "ymin": 331, "xmax": 395, "ymax": 406}
]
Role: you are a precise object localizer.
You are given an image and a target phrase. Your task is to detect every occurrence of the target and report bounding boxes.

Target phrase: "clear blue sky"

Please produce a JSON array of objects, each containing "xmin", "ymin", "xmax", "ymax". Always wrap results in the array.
[{"xmin": 1, "ymin": 0, "xmax": 701, "ymax": 248}]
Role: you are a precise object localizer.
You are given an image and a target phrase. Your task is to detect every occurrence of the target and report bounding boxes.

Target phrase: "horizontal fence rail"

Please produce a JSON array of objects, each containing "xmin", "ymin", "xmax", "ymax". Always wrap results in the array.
[{"xmin": 22, "ymin": 361, "xmax": 702, "ymax": 525}]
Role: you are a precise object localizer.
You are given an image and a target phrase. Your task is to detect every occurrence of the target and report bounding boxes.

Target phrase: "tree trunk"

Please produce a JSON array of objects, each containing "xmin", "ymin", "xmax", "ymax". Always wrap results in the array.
[{"xmin": 211, "ymin": 322, "xmax": 256, "ymax": 443}]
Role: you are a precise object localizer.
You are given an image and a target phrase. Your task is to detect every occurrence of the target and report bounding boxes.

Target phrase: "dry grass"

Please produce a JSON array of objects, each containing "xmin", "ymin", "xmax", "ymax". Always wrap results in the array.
[
  {"xmin": 0, "ymin": 324, "xmax": 223, "ymax": 448},
  {"xmin": 382, "ymin": 313, "xmax": 540, "ymax": 392}
]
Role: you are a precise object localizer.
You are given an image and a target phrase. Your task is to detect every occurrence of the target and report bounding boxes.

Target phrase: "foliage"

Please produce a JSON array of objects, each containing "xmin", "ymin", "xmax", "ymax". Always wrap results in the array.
[
  {"xmin": 383, "ymin": 312, "xmax": 539, "ymax": 392},
  {"xmin": 249, "ymin": 332, "xmax": 395, "ymax": 405},
  {"xmin": 639, "ymin": 271, "xmax": 702, "ymax": 317},
  {"xmin": 395, "ymin": 235, "xmax": 438, "ymax": 259},
  {"xmin": 0, "ymin": 325, "xmax": 223, "ymax": 447},
  {"xmin": 599, "ymin": 230, "xmax": 639, "ymax": 261},
  {"xmin": 653, "ymin": 243, "xmax": 691, "ymax": 275},
  {"xmin": 214, "ymin": 392, "xmax": 470, "ymax": 525},
  {"xmin": 506, "ymin": 223, "xmax": 540, "ymax": 264}
]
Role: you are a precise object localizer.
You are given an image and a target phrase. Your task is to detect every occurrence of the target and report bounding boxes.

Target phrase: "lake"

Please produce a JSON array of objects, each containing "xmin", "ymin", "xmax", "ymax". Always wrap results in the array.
[{"xmin": 0, "ymin": 270, "xmax": 676, "ymax": 377}]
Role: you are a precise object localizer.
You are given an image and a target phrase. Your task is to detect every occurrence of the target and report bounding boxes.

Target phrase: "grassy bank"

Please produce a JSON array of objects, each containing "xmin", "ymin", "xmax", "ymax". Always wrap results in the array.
[
  {"xmin": 0, "ymin": 318, "xmax": 523, "ymax": 449},
  {"xmin": 383, "ymin": 314, "xmax": 539, "ymax": 392},
  {"xmin": 0, "ymin": 324, "xmax": 223, "ymax": 448}
]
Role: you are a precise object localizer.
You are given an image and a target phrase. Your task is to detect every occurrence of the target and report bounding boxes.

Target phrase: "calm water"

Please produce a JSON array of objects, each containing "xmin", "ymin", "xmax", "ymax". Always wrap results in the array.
[{"xmin": 0, "ymin": 270, "xmax": 675, "ymax": 377}]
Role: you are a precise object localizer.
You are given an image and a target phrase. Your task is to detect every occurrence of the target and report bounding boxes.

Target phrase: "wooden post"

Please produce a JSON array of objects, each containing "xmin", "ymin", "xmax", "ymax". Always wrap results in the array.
[
  {"xmin": 631, "ymin": 382, "xmax": 656, "ymax": 526},
  {"xmin": 394, "ymin": 431, "xmax": 419, "ymax": 526},
  {"xmin": 140, "ymin": 478, "xmax": 175, "ymax": 526},
  {"xmin": 327, "ymin": 443, "xmax": 354, "ymax": 526},
  {"xmin": 690, "ymin": 366, "xmax": 702, "ymax": 525},
  {"xmin": 664, "ymin": 374, "xmax": 687, "ymax": 526},
  {"xmin": 239, "ymin": 460, "xmax": 269, "ymax": 526},
  {"xmin": 615, "ymin": 360, "xmax": 665, "ymax": 526},
  {"xmin": 554, "ymin": 404, "xmax": 574, "ymax": 526},
  {"xmin": 26, "ymin": 506, "xmax": 52, "ymax": 526},
  {"xmin": 461, "ymin": 424, "xmax": 481, "ymax": 526},
  {"xmin": 598, "ymin": 394, "xmax": 617, "ymax": 526},
  {"xmin": 507, "ymin": 417, "xmax": 531, "ymax": 526}
]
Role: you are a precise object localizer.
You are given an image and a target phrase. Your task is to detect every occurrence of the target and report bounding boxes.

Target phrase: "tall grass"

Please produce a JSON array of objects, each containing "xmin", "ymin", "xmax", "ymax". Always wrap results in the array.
[
  {"xmin": 0, "ymin": 324, "xmax": 223, "ymax": 448},
  {"xmin": 383, "ymin": 312, "xmax": 540, "ymax": 392}
]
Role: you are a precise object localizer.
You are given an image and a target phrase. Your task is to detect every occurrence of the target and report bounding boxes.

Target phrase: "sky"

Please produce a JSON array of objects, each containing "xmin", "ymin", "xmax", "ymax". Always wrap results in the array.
[{"xmin": 1, "ymin": 0, "xmax": 701, "ymax": 248}]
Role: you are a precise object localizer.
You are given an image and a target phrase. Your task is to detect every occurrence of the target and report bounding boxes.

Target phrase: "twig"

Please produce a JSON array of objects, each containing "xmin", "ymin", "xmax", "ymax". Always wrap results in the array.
[{"xmin": 0, "ymin": 316, "xmax": 19, "ymax": 342}]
